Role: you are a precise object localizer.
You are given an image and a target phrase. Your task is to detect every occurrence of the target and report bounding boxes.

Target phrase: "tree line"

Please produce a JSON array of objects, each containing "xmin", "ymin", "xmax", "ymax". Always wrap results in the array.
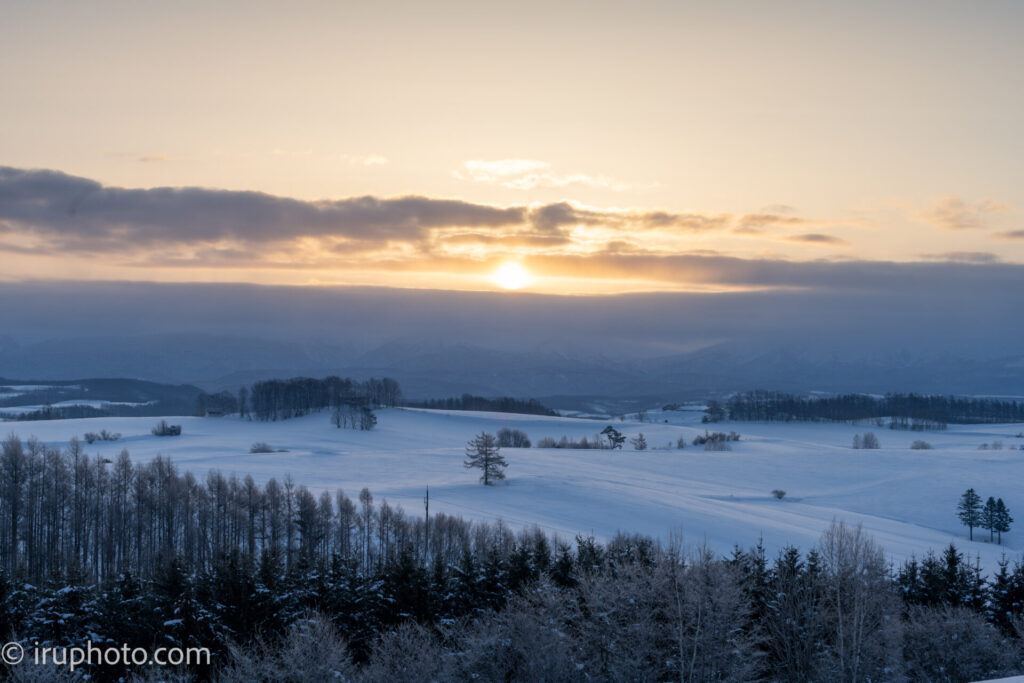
[
  {"xmin": 3, "ymin": 433, "xmax": 1024, "ymax": 679},
  {"xmin": 405, "ymin": 394, "xmax": 556, "ymax": 416},
  {"xmin": 2, "ymin": 502, "xmax": 1023, "ymax": 680},
  {"xmin": 195, "ymin": 376, "xmax": 402, "ymax": 421},
  {"xmin": 717, "ymin": 391, "xmax": 1024, "ymax": 425}
]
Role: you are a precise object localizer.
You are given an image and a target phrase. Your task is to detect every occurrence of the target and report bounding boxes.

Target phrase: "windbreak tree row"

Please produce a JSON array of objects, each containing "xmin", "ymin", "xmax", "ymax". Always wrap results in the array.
[
  {"xmin": 246, "ymin": 376, "xmax": 401, "ymax": 421},
  {"xmin": 717, "ymin": 391, "xmax": 1024, "ymax": 425}
]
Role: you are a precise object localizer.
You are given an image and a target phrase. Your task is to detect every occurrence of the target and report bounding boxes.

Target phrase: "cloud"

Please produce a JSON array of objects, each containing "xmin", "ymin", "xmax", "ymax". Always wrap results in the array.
[
  {"xmin": 923, "ymin": 196, "xmax": 1008, "ymax": 230},
  {"xmin": 519, "ymin": 253, "xmax": 1018, "ymax": 294},
  {"xmin": 0, "ymin": 166, "xmax": 523, "ymax": 252},
  {"xmin": 760, "ymin": 204, "xmax": 798, "ymax": 215},
  {"xmin": 995, "ymin": 229, "xmax": 1024, "ymax": 239},
  {"xmin": 920, "ymin": 251, "xmax": 1001, "ymax": 264},
  {"xmin": 342, "ymin": 154, "xmax": 389, "ymax": 167},
  {"xmin": 504, "ymin": 172, "xmax": 630, "ymax": 192},
  {"xmin": 431, "ymin": 231, "xmax": 573, "ymax": 249},
  {"xmin": 528, "ymin": 203, "xmax": 606, "ymax": 232},
  {"xmin": 1, "ymin": 167, "xmax": 745, "ymax": 261},
  {"xmin": 456, "ymin": 159, "xmax": 632, "ymax": 191},
  {"xmin": 463, "ymin": 159, "xmax": 550, "ymax": 177},
  {"xmin": 787, "ymin": 233, "xmax": 849, "ymax": 245},
  {"xmin": 527, "ymin": 202, "xmax": 730, "ymax": 233},
  {"xmin": 738, "ymin": 213, "xmax": 808, "ymax": 229},
  {"xmin": 734, "ymin": 213, "xmax": 811, "ymax": 235},
  {"xmin": 0, "ymin": 166, "xmax": 917, "ymax": 290}
]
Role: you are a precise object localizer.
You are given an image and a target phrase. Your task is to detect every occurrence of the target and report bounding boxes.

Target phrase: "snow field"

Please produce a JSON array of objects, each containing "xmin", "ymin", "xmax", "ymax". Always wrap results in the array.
[{"xmin": 5, "ymin": 407, "xmax": 1023, "ymax": 572}]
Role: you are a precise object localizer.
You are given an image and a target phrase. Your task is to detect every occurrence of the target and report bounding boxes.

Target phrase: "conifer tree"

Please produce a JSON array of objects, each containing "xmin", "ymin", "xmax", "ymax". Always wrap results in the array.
[
  {"xmin": 957, "ymin": 488, "xmax": 982, "ymax": 540},
  {"xmin": 994, "ymin": 498, "xmax": 1013, "ymax": 545},
  {"xmin": 982, "ymin": 497, "xmax": 999, "ymax": 543},
  {"xmin": 601, "ymin": 425, "xmax": 626, "ymax": 449}
]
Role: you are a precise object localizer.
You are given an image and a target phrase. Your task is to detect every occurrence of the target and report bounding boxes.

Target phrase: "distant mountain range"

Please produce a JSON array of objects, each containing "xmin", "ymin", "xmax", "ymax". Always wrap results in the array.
[
  {"xmin": 2, "ymin": 279, "xmax": 1022, "ymax": 408},
  {"xmin": 2, "ymin": 333, "xmax": 1023, "ymax": 410}
]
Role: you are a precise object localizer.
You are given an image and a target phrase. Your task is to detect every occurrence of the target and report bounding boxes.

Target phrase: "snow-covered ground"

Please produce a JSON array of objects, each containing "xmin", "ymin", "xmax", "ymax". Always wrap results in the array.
[{"xmin": 4, "ymin": 407, "xmax": 1023, "ymax": 571}]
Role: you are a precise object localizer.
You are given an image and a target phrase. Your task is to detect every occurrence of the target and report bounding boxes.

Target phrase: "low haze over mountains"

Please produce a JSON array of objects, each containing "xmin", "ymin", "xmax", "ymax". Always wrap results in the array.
[{"xmin": 2, "ymin": 276, "xmax": 1022, "ymax": 403}]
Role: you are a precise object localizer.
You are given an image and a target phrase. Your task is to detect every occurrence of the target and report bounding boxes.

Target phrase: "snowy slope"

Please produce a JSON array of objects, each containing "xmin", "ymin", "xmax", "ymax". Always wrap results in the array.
[{"xmin": 5, "ymin": 408, "xmax": 1023, "ymax": 571}]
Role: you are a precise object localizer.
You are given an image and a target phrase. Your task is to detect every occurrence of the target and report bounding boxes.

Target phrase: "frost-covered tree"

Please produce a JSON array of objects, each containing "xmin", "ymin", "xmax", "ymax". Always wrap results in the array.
[
  {"xmin": 902, "ymin": 605, "xmax": 1021, "ymax": 682},
  {"xmin": 631, "ymin": 433, "xmax": 647, "ymax": 451},
  {"xmin": 1, "ymin": 435, "xmax": 26, "ymax": 574},
  {"xmin": 465, "ymin": 432, "xmax": 507, "ymax": 485},
  {"xmin": 957, "ymin": 488, "xmax": 983, "ymax": 540},
  {"xmin": 817, "ymin": 520, "xmax": 900, "ymax": 681}
]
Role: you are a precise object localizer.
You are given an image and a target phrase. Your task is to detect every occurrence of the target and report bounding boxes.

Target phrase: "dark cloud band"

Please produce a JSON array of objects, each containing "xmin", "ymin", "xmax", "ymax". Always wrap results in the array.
[
  {"xmin": 0, "ymin": 166, "xmax": 524, "ymax": 249},
  {"xmin": 0, "ymin": 167, "xmax": 758, "ymax": 255}
]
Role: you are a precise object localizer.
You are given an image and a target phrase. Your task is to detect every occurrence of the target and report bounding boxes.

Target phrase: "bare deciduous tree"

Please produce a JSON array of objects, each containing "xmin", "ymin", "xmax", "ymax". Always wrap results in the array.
[
  {"xmin": 817, "ymin": 520, "xmax": 901, "ymax": 682},
  {"xmin": 464, "ymin": 432, "xmax": 507, "ymax": 485}
]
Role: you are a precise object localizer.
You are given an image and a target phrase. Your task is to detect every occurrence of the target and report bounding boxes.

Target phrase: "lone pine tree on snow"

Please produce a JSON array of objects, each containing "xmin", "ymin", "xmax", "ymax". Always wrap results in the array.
[
  {"xmin": 601, "ymin": 425, "xmax": 626, "ymax": 449},
  {"xmin": 465, "ymin": 431, "xmax": 508, "ymax": 485},
  {"xmin": 957, "ymin": 488, "xmax": 982, "ymax": 540}
]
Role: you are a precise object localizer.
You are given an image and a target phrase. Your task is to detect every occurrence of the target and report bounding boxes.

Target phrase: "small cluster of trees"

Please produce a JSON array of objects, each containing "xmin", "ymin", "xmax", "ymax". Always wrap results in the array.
[
  {"xmin": 531, "ymin": 427, "xmax": 730, "ymax": 452},
  {"xmin": 693, "ymin": 430, "xmax": 741, "ymax": 451},
  {"xmin": 546, "ymin": 431, "xmax": 657, "ymax": 450},
  {"xmin": 195, "ymin": 389, "xmax": 239, "ymax": 417},
  {"xmin": 151, "ymin": 420, "xmax": 182, "ymax": 436},
  {"xmin": 540, "ymin": 436, "xmax": 610, "ymax": 450},
  {"xmin": 83, "ymin": 429, "xmax": 121, "ymax": 444},
  {"xmin": 888, "ymin": 416, "xmax": 947, "ymax": 431},
  {"xmin": 248, "ymin": 376, "xmax": 401, "ymax": 422},
  {"xmin": 958, "ymin": 488, "xmax": 1014, "ymax": 544},
  {"xmin": 331, "ymin": 404, "xmax": 377, "ymax": 431},
  {"xmin": 496, "ymin": 428, "xmax": 530, "ymax": 448},
  {"xmin": 852, "ymin": 432, "xmax": 880, "ymax": 449},
  {"xmin": 407, "ymin": 394, "xmax": 556, "ymax": 416}
]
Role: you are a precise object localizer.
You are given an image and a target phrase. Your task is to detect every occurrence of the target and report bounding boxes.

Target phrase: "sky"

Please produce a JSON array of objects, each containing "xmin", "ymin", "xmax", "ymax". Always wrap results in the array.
[{"xmin": 2, "ymin": 0, "xmax": 1023, "ymax": 295}]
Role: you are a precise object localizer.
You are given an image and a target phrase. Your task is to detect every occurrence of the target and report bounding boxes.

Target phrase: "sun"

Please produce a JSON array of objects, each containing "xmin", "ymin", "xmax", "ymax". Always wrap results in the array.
[{"xmin": 491, "ymin": 262, "xmax": 532, "ymax": 290}]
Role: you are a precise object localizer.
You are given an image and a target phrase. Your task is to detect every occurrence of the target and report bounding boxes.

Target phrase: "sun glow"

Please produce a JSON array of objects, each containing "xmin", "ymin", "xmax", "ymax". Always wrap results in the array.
[{"xmin": 492, "ymin": 262, "xmax": 532, "ymax": 290}]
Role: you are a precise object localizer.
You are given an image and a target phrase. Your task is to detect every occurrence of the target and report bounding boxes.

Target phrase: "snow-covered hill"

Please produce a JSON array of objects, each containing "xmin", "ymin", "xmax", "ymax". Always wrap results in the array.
[{"xmin": 6, "ymin": 407, "xmax": 1023, "ymax": 571}]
